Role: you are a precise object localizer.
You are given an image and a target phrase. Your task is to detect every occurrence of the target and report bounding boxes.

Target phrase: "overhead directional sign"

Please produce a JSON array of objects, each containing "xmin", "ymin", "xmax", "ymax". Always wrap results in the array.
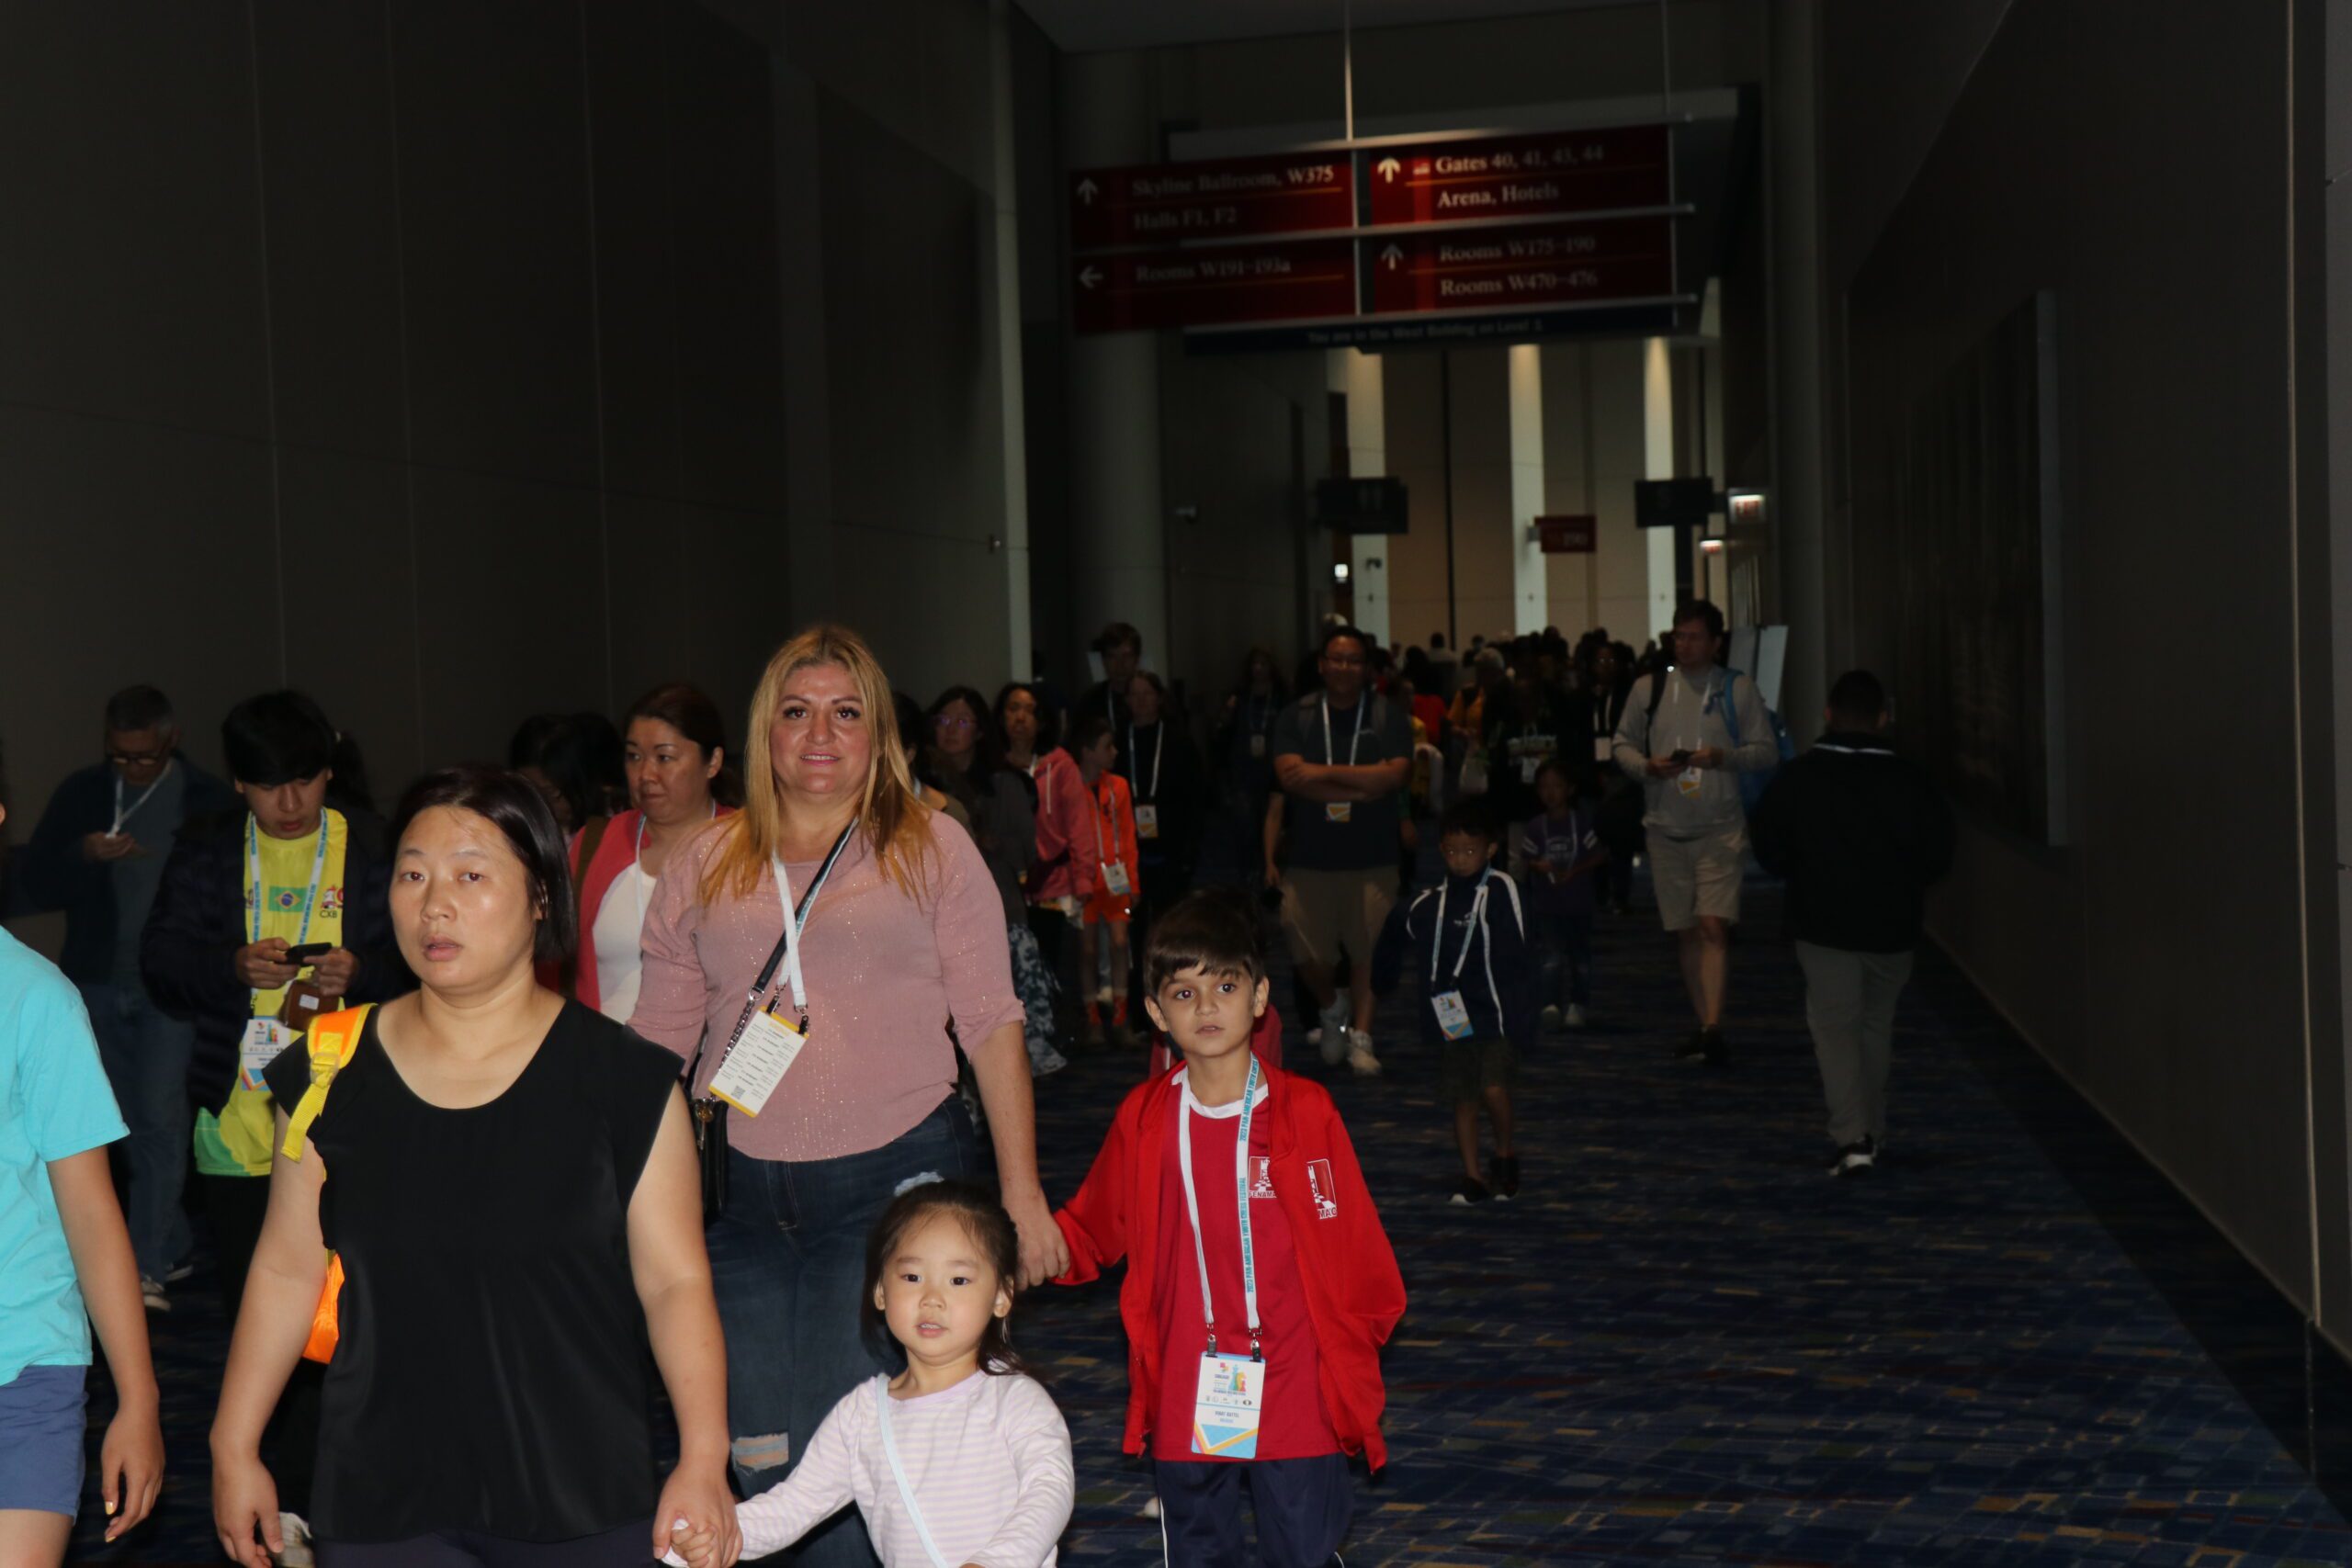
[
  {"xmin": 1365, "ymin": 125, "xmax": 1671, "ymax": 228},
  {"xmin": 1069, "ymin": 152, "xmax": 1354, "ymax": 251},
  {"xmin": 1366, "ymin": 216, "xmax": 1673, "ymax": 315},
  {"xmin": 1073, "ymin": 239, "xmax": 1358, "ymax": 334}
]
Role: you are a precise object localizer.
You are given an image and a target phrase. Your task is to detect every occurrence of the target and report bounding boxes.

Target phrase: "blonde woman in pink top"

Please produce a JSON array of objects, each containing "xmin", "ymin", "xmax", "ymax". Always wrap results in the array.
[{"xmin": 632, "ymin": 626, "xmax": 1070, "ymax": 1568}]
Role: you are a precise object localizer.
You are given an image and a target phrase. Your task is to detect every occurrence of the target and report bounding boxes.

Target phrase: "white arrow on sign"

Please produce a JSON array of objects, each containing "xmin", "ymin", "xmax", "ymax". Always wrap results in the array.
[
  {"xmin": 1380, "ymin": 244, "xmax": 1403, "ymax": 270},
  {"xmin": 1079, "ymin": 265, "xmax": 1102, "ymax": 289},
  {"xmin": 1376, "ymin": 157, "xmax": 1401, "ymax": 182},
  {"xmin": 1076, "ymin": 177, "xmax": 1099, "ymax": 205}
]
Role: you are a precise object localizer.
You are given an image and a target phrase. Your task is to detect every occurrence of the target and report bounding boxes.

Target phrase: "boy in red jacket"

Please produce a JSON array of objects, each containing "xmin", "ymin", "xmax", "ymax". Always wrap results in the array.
[{"xmin": 1055, "ymin": 888, "xmax": 1405, "ymax": 1568}]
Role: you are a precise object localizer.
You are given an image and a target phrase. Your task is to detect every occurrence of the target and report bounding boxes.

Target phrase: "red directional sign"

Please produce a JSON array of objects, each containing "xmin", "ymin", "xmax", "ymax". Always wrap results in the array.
[
  {"xmin": 1366, "ymin": 217, "xmax": 1672, "ymax": 315},
  {"xmin": 1365, "ymin": 125, "xmax": 1670, "ymax": 228},
  {"xmin": 1070, "ymin": 153, "xmax": 1354, "ymax": 251},
  {"xmin": 1536, "ymin": 515, "xmax": 1598, "ymax": 554},
  {"xmin": 1073, "ymin": 240, "xmax": 1358, "ymax": 334}
]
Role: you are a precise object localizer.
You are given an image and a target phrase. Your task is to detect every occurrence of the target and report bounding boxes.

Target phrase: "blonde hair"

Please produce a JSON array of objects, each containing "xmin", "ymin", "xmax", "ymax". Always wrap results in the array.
[{"xmin": 700, "ymin": 624, "xmax": 935, "ymax": 906}]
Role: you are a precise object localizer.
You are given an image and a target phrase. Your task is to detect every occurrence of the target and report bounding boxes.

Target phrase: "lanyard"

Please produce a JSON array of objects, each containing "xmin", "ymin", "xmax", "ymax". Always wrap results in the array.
[
  {"xmin": 1127, "ymin": 722, "xmax": 1163, "ymax": 797},
  {"xmin": 1319, "ymin": 694, "xmax": 1365, "ymax": 767},
  {"xmin": 1430, "ymin": 870, "xmax": 1491, "ymax": 986},
  {"xmin": 110, "ymin": 761, "xmax": 173, "ymax": 837},
  {"xmin": 1178, "ymin": 1056, "xmax": 1263, "ymax": 1359},
  {"xmin": 766, "ymin": 823, "xmax": 856, "ymax": 1018},
  {"xmin": 246, "ymin": 813, "xmax": 330, "ymax": 948},
  {"xmin": 872, "ymin": 1376, "xmax": 953, "ymax": 1568}
]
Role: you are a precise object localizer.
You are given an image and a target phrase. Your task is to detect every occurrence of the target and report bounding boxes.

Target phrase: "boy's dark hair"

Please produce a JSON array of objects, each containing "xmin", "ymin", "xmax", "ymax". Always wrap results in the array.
[
  {"xmin": 390, "ymin": 766, "xmax": 577, "ymax": 964},
  {"xmin": 860, "ymin": 1180, "xmax": 1030, "ymax": 1378},
  {"xmin": 222, "ymin": 690, "xmax": 337, "ymax": 787},
  {"xmin": 1093, "ymin": 620, "xmax": 1142, "ymax": 656},
  {"xmin": 104, "ymin": 685, "xmax": 175, "ymax": 736},
  {"xmin": 1439, "ymin": 797, "xmax": 1498, "ymax": 842},
  {"xmin": 1145, "ymin": 886, "xmax": 1267, "ymax": 995},
  {"xmin": 1672, "ymin": 598, "xmax": 1726, "ymax": 641},
  {"xmin": 1069, "ymin": 716, "xmax": 1114, "ymax": 754},
  {"xmin": 1828, "ymin": 669, "xmax": 1889, "ymax": 728},
  {"xmin": 1532, "ymin": 752, "xmax": 1581, "ymax": 797},
  {"xmin": 1317, "ymin": 623, "xmax": 1370, "ymax": 659}
]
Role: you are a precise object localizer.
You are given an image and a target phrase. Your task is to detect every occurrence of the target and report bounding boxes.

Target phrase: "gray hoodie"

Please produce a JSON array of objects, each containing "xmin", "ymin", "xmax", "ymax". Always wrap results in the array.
[{"xmin": 1611, "ymin": 666, "xmax": 1778, "ymax": 838}]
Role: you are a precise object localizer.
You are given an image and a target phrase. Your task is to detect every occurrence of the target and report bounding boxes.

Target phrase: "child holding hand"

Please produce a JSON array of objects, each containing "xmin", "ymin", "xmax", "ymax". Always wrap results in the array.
[{"xmin": 668, "ymin": 1183, "xmax": 1072, "ymax": 1568}]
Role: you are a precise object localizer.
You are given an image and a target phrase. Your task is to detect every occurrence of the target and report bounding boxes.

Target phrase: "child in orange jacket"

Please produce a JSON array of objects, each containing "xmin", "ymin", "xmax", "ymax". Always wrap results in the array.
[
  {"xmin": 1074, "ymin": 718, "xmax": 1141, "ymax": 1048},
  {"xmin": 1054, "ymin": 888, "xmax": 1404, "ymax": 1568}
]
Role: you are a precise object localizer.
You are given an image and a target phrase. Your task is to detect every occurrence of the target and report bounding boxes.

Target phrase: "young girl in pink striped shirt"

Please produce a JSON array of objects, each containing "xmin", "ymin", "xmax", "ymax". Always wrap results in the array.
[{"xmin": 670, "ymin": 1184, "xmax": 1074, "ymax": 1568}]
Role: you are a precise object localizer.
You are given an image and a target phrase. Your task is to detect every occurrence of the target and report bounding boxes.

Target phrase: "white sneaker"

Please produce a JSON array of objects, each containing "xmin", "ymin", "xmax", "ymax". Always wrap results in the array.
[
  {"xmin": 1564, "ymin": 1004, "xmax": 1589, "ymax": 1030},
  {"xmin": 1345, "ymin": 1029, "xmax": 1382, "ymax": 1077},
  {"xmin": 1539, "ymin": 1004, "xmax": 1564, "ymax": 1032},
  {"xmin": 140, "ymin": 1275, "xmax": 168, "ymax": 1314},
  {"xmin": 1141, "ymin": 1495, "xmax": 1162, "ymax": 1519},
  {"xmin": 275, "ymin": 1512, "xmax": 315, "ymax": 1568}
]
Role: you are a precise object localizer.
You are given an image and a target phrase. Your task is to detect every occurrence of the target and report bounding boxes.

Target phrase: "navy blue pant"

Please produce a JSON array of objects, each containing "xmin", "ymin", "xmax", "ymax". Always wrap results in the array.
[{"xmin": 1155, "ymin": 1453, "xmax": 1352, "ymax": 1568}]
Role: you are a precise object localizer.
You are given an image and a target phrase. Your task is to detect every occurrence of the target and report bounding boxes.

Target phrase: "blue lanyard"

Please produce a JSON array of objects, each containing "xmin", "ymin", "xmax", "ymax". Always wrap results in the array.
[
  {"xmin": 1178, "ymin": 1055, "xmax": 1263, "ymax": 1359},
  {"xmin": 246, "ymin": 813, "xmax": 330, "ymax": 948}
]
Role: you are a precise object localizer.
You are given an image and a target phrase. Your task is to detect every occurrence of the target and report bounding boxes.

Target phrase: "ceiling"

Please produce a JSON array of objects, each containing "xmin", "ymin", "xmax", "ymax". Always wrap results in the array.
[{"xmin": 1013, "ymin": 0, "xmax": 1635, "ymax": 56}]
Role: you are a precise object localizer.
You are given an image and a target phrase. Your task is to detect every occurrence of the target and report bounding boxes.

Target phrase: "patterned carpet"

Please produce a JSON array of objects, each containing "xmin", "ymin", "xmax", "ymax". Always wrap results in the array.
[{"xmin": 66, "ymin": 877, "xmax": 2352, "ymax": 1565}]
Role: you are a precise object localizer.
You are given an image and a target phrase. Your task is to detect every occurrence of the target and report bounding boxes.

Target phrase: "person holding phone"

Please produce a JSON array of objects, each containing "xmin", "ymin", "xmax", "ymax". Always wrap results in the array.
[{"xmin": 142, "ymin": 690, "xmax": 403, "ymax": 1560}]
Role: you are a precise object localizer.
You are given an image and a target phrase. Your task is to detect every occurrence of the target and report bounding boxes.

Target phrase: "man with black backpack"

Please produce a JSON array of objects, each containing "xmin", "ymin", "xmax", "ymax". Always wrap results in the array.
[{"xmin": 1611, "ymin": 600, "xmax": 1780, "ymax": 1065}]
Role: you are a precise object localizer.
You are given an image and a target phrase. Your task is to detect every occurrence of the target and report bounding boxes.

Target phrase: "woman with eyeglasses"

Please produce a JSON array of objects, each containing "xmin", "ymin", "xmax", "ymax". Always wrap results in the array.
[{"xmin": 926, "ymin": 686, "xmax": 1059, "ymax": 1076}]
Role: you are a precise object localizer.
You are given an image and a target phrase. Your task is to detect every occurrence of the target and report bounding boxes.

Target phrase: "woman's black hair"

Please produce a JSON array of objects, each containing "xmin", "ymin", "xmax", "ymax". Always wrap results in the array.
[
  {"xmin": 893, "ymin": 691, "xmax": 952, "ymax": 796},
  {"xmin": 390, "ymin": 765, "xmax": 577, "ymax": 964},
  {"xmin": 626, "ymin": 682, "xmax": 740, "ymax": 808},
  {"xmin": 508, "ymin": 712, "xmax": 627, "ymax": 827},
  {"xmin": 222, "ymin": 690, "xmax": 338, "ymax": 787},
  {"xmin": 860, "ymin": 1180, "xmax": 1030, "ymax": 1378},
  {"xmin": 927, "ymin": 686, "xmax": 1010, "ymax": 778},
  {"xmin": 992, "ymin": 681, "xmax": 1053, "ymax": 753}
]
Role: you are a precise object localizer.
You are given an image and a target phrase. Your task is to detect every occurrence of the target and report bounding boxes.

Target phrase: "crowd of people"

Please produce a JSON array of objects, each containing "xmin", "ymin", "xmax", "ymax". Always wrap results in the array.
[{"xmin": 0, "ymin": 601, "xmax": 1952, "ymax": 1566}]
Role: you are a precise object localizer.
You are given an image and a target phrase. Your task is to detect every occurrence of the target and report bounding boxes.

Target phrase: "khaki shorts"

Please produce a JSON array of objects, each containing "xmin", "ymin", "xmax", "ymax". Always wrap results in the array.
[
  {"xmin": 1279, "ymin": 866, "xmax": 1396, "ymax": 971},
  {"xmin": 1439, "ymin": 1036, "xmax": 1515, "ymax": 1104},
  {"xmin": 1647, "ymin": 826, "xmax": 1747, "ymax": 931}
]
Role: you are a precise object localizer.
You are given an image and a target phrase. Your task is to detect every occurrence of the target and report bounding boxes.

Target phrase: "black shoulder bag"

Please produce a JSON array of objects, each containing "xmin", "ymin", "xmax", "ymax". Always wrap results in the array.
[{"xmin": 684, "ymin": 823, "xmax": 855, "ymax": 1223}]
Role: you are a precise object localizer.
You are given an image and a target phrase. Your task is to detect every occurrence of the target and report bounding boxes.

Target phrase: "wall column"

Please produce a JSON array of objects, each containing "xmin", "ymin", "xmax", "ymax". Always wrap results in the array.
[
  {"xmin": 987, "ymin": 0, "xmax": 1033, "ymax": 683},
  {"xmin": 1769, "ymin": 0, "xmax": 1830, "ymax": 736},
  {"xmin": 1329, "ymin": 348, "xmax": 1389, "ymax": 647},
  {"xmin": 1643, "ymin": 336, "xmax": 1678, "ymax": 641},
  {"xmin": 1508, "ymin": 343, "xmax": 1546, "ymax": 635},
  {"xmin": 1063, "ymin": 51, "xmax": 1167, "ymax": 671}
]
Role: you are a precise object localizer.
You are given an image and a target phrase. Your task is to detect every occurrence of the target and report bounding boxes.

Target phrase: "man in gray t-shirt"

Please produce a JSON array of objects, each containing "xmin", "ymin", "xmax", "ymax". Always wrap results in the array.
[
  {"xmin": 1612, "ymin": 602, "xmax": 1779, "ymax": 1066},
  {"xmin": 1271, "ymin": 626, "xmax": 1412, "ymax": 1076}
]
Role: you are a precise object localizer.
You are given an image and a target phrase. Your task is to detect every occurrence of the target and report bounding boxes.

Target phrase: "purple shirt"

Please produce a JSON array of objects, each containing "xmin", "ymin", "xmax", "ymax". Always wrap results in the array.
[{"xmin": 1518, "ymin": 808, "xmax": 1600, "ymax": 919}]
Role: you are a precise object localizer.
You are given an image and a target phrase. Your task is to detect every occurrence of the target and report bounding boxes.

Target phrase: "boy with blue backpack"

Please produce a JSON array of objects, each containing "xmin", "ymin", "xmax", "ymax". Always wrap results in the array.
[{"xmin": 1610, "ymin": 600, "xmax": 1782, "ymax": 1066}]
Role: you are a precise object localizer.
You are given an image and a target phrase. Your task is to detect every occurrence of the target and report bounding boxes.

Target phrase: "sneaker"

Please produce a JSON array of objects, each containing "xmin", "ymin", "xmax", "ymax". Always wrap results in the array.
[
  {"xmin": 164, "ymin": 1259, "xmax": 197, "ymax": 1284},
  {"xmin": 1314, "ymin": 1000, "xmax": 1351, "ymax": 1065},
  {"xmin": 1490, "ymin": 1155, "xmax": 1521, "ymax": 1199},
  {"xmin": 276, "ymin": 1512, "xmax": 315, "ymax": 1568},
  {"xmin": 1029, "ymin": 1047, "xmax": 1069, "ymax": 1077},
  {"xmin": 1141, "ymin": 1495, "xmax": 1162, "ymax": 1520},
  {"xmin": 1539, "ymin": 1004, "xmax": 1564, "ymax": 1032},
  {"xmin": 1830, "ymin": 1137, "xmax": 1878, "ymax": 1178},
  {"xmin": 1700, "ymin": 1028, "xmax": 1728, "ymax": 1067},
  {"xmin": 140, "ymin": 1275, "xmax": 169, "ymax": 1314},
  {"xmin": 1564, "ymin": 1003, "xmax": 1589, "ymax": 1030},
  {"xmin": 1675, "ymin": 1029, "xmax": 1708, "ymax": 1059},
  {"xmin": 1449, "ymin": 1178, "xmax": 1493, "ymax": 1206},
  {"xmin": 1344, "ymin": 1029, "xmax": 1382, "ymax": 1077}
]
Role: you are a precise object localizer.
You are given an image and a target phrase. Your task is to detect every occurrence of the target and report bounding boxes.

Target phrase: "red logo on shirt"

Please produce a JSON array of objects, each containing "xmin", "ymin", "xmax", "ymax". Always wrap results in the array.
[
  {"xmin": 1305, "ymin": 1159, "xmax": 1339, "ymax": 1220},
  {"xmin": 1250, "ymin": 1156, "xmax": 1276, "ymax": 1201}
]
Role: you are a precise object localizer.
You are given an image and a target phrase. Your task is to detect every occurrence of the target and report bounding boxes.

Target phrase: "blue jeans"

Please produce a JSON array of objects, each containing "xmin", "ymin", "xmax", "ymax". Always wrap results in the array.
[
  {"xmin": 80, "ymin": 982, "xmax": 195, "ymax": 1280},
  {"xmin": 1532, "ymin": 911, "xmax": 1593, "ymax": 1010},
  {"xmin": 706, "ymin": 1098, "xmax": 979, "ymax": 1567}
]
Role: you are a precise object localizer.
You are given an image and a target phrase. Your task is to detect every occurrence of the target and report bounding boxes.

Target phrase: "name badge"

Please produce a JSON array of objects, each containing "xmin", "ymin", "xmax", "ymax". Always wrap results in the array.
[
  {"xmin": 1677, "ymin": 767, "xmax": 1703, "ymax": 798},
  {"xmin": 708, "ymin": 1006, "xmax": 808, "ymax": 1117},
  {"xmin": 1102, "ymin": 861, "xmax": 1133, "ymax": 898},
  {"xmin": 240, "ymin": 1018, "xmax": 294, "ymax": 1092},
  {"xmin": 1519, "ymin": 756, "xmax": 1541, "ymax": 784},
  {"xmin": 1431, "ymin": 989, "xmax": 1474, "ymax": 1041},
  {"xmin": 1324, "ymin": 802, "xmax": 1352, "ymax": 824},
  {"xmin": 1249, "ymin": 734, "xmax": 1267, "ymax": 759},
  {"xmin": 1190, "ymin": 1352, "xmax": 1265, "ymax": 1460},
  {"xmin": 1593, "ymin": 736, "xmax": 1612, "ymax": 764},
  {"xmin": 1134, "ymin": 804, "xmax": 1159, "ymax": 840}
]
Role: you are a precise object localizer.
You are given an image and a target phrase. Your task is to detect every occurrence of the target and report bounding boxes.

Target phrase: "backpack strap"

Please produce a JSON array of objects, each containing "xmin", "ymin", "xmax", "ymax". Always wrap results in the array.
[
  {"xmin": 1720, "ymin": 669, "xmax": 1743, "ymax": 749},
  {"xmin": 282, "ymin": 1003, "xmax": 375, "ymax": 1160}
]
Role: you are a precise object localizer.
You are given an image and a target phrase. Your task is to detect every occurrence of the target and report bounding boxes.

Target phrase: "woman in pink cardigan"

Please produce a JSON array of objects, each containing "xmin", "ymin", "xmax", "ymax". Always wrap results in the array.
[
  {"xmin": 631, "ymin": 626, "xmax": 1070, "ymax": 1568},
  {"xmin": 994, "ymin": 682, "xmax": 1098, "ymax": 1007},
  {"xmin": 569, "ymin": 683, "xmax": 734, "ymax": 1021}
]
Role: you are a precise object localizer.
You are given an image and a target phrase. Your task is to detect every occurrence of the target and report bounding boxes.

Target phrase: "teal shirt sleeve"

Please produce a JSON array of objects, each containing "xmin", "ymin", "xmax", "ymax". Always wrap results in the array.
[{"xmin": 16, "ymin": 967, "xmax": 127, "ymax": 1162}]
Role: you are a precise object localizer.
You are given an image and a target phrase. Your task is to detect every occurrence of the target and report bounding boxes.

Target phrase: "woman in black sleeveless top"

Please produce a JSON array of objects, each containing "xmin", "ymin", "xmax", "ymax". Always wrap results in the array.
[{"xmin": 213, "ymin": 768, "xmax": 741, "ymax": 1568}]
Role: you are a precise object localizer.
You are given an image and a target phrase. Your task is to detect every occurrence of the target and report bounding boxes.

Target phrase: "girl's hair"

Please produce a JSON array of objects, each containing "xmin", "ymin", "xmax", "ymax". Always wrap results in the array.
[
  {"xmin": 860, "ymin": 1180, "xmax": 1030, "ymax": 1377},
  {"xmin": 1532, "ymin": 752, "xmax": 1582, "ymax": 798},
  {"xmin": 701, "ymin": 624, "xmax": 933, "ymax": 906},
  {"xmin": 927, "ymin": 685, "xmax": 1010, "ymax": 778},
  {"xmin": 627, "ymin": 682, "xmax": 741, "ymax": 807},
  {"xmin": 508, "ymin": 711, "xmax": 627, "ymax": 826}
]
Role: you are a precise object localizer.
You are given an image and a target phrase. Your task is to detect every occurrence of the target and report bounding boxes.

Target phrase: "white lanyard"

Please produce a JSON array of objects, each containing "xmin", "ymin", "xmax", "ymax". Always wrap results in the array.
[
  {"xmin": 110, "ymin": 760, "xmax": 172, "ymax": 837},
  {"xmin": 767, "ymin": 829, "xmax": 853, "ymax": 1015},
  {"xmin": 1679, "ymin": 670, "xmax": 1721, "ymax": 750},
  {"xmin": 246, "ymin": 813, "xmax": 330, "ymax": 947},
  {"xmin": 1430, "ymin": 870, "xmax": 1491, "ymax": 985},
  {"xmin": 1127, "ymin": 722, "xmax": 1163, "ymax": 797},
  {"xmin": 873, "ymin": 1376, "xmax": 953, "ymax": 1568},
  {"xmin": 1178, "ymin": 1057, "xmax": 1263, "ymax": 1358},
  {"xmin": 1320, "ymin": 694, "xmax": 1365, "ymax": 767}
]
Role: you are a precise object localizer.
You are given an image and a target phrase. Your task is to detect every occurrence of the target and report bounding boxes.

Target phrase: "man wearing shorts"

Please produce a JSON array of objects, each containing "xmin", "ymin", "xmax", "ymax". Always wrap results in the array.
[
  {"xmin": 1612, "ymin": 600, "xmax": 1778, "ymax": 1065},
  {"xmin": 1271, "ymin": 625, "xmax": 1412, "ymax": 1077}
]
